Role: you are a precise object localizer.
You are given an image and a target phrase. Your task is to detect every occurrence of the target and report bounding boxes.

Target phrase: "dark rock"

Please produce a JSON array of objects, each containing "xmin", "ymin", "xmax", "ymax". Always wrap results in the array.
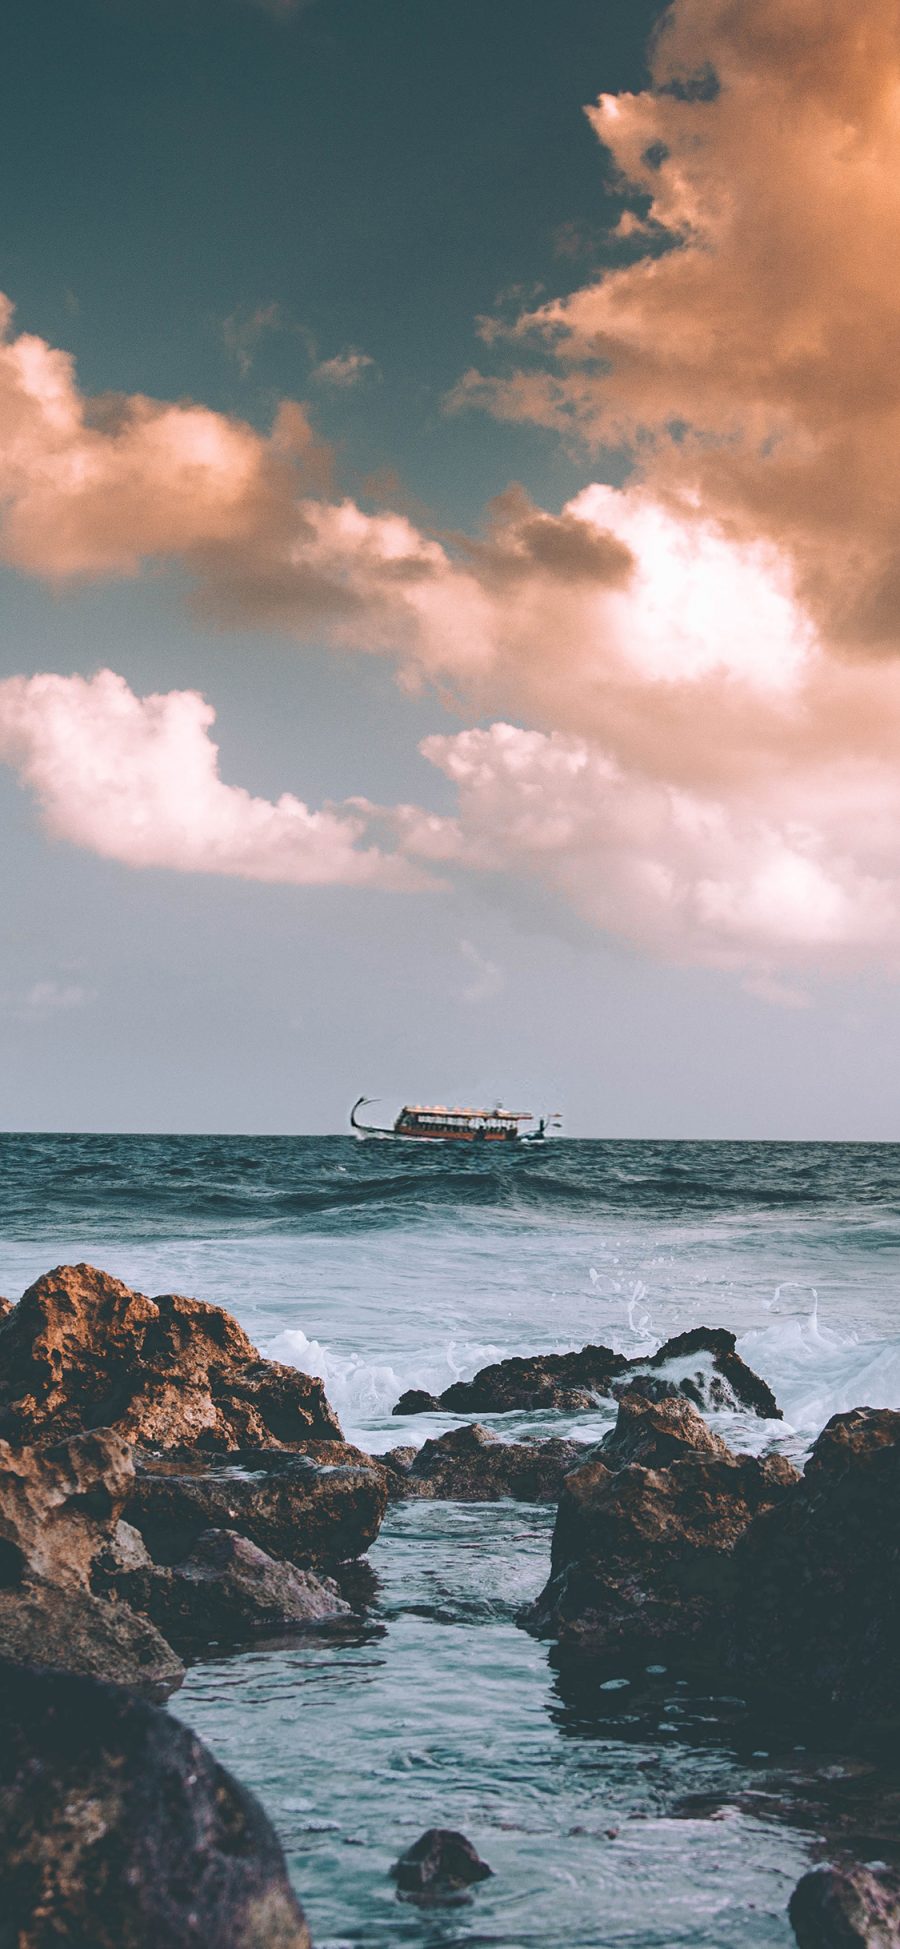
[
  {"xmin": 643, "ymin": 1327, "xmax": 782, "ymax": 1418},
  {"xmin": 728, "ymin": 1407, "xmax": 900, "ymax": 1741},
  {"xmin": 0, "ymin": 1659, "xmax": 311, "ymax": 1946},
  {"xmin": 610, "ymin": 1373, "xmax": 683, "ymax": 1406},
  {"xmin": 0, "ymin": 1262, "xmax": 343, "ymax": 1452},
  {"xmin": 0, "ymin": 1583, "xmax": 184, "ymax": 1696},
  {"xmin": 789, "ymin": 1861, "xmax": 900, "ymax": 1947},
  {"xmin": 525, "ymin": 1395, "xmax": 798, "ymax": 1660},
  {"xmin": 438, "ymin": 1343, "xmax": 629, "ymax": 1413},
  {"xmin": 392, "ymin": 1389, "xmax": 440, "ymax": 1415},
  {"xmin": 397, "ymin": 1327, "xmax": 780, "ymax": 1419},
  {"xmin": 391, "ymin": 1827, "xmax": 493, "ymax": 1902},
  {"xmin": 116, "ymin": 1527, "xmax": 350, "ymax": 1650},
  {"xmin": 127, "ymin": 1447, "xmax": 387, "ymax": 1570},
  {"xmin": 597, "ymin": 1388, "xmax": 733, "ymax": 1471},
  {"xmin": 389, "ymin": 1423, "xmax": 583, "ymax": 1502}
]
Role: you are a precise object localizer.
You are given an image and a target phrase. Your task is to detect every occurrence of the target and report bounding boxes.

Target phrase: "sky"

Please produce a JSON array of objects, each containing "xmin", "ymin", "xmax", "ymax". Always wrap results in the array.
[{"xmin": 2, "ymin": 0, "xmax": 900, "ymax": 1136}]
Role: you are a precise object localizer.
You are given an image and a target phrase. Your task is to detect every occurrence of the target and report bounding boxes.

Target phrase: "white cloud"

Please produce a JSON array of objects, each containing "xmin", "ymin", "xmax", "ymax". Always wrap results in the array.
[
  {"xmin": 311, "ymin": 350, "xmax": 377, "ymax": 388},
  {"xmin": 0, "ymin": 670, "xmax": 427, "ymax": 891}
]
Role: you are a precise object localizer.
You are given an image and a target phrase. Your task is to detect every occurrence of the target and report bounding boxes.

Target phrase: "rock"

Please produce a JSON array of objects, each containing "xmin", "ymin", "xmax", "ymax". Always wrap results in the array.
[
  {"xmin": 525, "ymin": 1395, "xmax": 798, "ymax": 1660},
  {"xmin": 395, "ymin": 1326, "xmax": 780, "ymax": 1419},
  {"xmin": 0, "ymin": 1428, "xmax": 183, "ymax": 1694},
  {"xmin": 0, "ymin": 1583, "xmax": 184, "ymax": 1695},
  {"xmin": 127, "ymin": 1447, "xmax": 387, "ymax": 1570},
  {"xmin": 392, "ymin": 1389, "xmax": 440, "ymax": 1415},
  {"xmin": 0, "ymin": 1659, "xmax": 311, "ymax": 1947},
  {"xmin": 391, "ymin": 1828, "xmax": 493, "ymax": 1901},
  {"xmin": 642, "ymin": 1327, "xmax": 782, "ymax": 1418},
  {"xmin": 116, "ymin": 1527, "xmax": 351, "ymax": 1650},
  {"xmin": 728, "ymin": 1407, "xmax": 900, "ymax": 1741},
  {"xmin": 387, "ymin": 1423, "xmax": 583, "ymax": 1502},
  {"xmin": 0, "ymin": 1295, "xmax": 11, "ymax": 1320},
  {"xmin": 0, "ymin": 1427, "xmax": 135, "ymax": 1591},
  {"xmin": 597, "ymin": 1388, "xmax": 733, "ymax": 1471},
  {"xmin": 789, "ymin": 1862, "xmax": 900, "ymax": 1947},
  {"xmin": 438, "ymin": 1344, "xmax": 629, "ymax": 1413},
  {"xmin": 0, "ymin": 1262, "xmax": 343, "ymax": 1452}
]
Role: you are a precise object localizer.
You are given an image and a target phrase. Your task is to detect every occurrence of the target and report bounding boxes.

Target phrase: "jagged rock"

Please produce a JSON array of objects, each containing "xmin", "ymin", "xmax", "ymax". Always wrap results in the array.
[
  {"xmin": 115, "ymin": 1527, "xmax": 351, "ymax": 1649},
  {"xmin": 127, "ymin": 1447, "xmax": 387, "ymax": 1570},
  {"xmin": 0, "ymin": 1428, "xmax": 183, "ymax": 1694},
  {"xmin": 0, "ymin": 1262, "xmax": 343, "ymax": 1452},
  {"xmin": 391, "ymin": 1827, "xmax": 493, "ymax": 1901},
  {"xmin": 525, "ymin": 1394, "xmax": 798, "ymax": 1660},
  {"xmin": 0, "ymin": 1583, "xmax": 184, "ymax": 1695},
  {"xmin": 0, "ymin": 1427, "xmax": 134, "ymax": 1591},
  {"xmin": 0, "ymin": 1295, "xmax": 11, "ymax": 1320},
  {"xmin": 395, "ymin": 1327, "xmax": 780, "ymax": 1419},
  {"xmin": 641, "ymin": 1326, "xmax": 781, "ymax": 1418},
  {"xmin": 392, "ymin": 1389, "xmax": 440, "ymax": 1415},
  {"xmin": 386, "ymin": 1424, "xmax": 583, "ymax": 1502},
  {"xmin": 0, "ymin": 1660, "xmax": 311, "ymax": 1947},
  {"xmin": 438, "ymin": 1344, "xmax": 629, "ymax": 1413},
  {"xmin": 789, "ymin": 1862, "xmax": 900, "ymax": 1947},
  {"xmin": 597, "ymin": 1388, "xmax": 733, "ymax": 1471},
  {"xmin": 728, "ymin": 1407, "xmax": 900, "ymax": 1741}
]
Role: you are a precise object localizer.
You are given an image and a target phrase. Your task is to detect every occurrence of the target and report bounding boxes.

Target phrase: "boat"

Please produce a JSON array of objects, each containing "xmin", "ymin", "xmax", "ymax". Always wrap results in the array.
[{"xmin": 349, "ymin": 1097, "xmax": 558, "ymax": 1144}]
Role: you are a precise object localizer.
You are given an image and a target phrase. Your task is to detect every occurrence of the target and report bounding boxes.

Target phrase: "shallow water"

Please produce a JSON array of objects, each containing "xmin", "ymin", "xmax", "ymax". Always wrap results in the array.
[{"xmin": 3, "ymin": 1135, "xmax": 900, "ymax": 1944}]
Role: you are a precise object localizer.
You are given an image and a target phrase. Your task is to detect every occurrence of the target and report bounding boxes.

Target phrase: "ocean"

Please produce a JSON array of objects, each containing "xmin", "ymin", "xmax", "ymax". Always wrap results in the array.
[{"xmin": 3, "ymin": 1133, "xmax": 900, "ymax": 1946}]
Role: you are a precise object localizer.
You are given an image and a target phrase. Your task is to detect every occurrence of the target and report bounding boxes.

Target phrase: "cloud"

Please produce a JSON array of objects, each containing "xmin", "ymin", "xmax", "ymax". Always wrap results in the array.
[
  {"xmin": 0, "ymin": 670, "xmax": 426, "ymax": 891},
  {"xmin": 453, "ymin": 0, "xmax": 900, "ymax": 657},
  {"xmin": 221, "ymin": 302, "xmax": 284, "ymax": 377},
  {"xmin": 311, "ymin": 350, "xmax": 377, "ymax": 389}
]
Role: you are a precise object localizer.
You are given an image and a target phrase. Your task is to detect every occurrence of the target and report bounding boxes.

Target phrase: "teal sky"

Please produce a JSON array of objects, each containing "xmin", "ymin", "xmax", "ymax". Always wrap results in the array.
[{"xmin": 2, "ymin": 0, "xmax": 900, "ymax": 1136}]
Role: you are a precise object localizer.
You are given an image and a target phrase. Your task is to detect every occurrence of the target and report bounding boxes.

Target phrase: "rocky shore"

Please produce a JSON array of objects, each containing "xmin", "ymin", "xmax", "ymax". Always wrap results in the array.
[{"xmin": 2, "ymin": 1261, "xmax": 898, "ymax": 1945}]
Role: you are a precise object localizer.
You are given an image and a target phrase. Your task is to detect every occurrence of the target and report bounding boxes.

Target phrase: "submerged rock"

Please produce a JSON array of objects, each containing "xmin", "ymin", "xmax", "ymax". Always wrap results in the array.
[
  {"xmin": 385, "ymin": 1423, "xmax": 583, "ymax": 1502},
  {"xmin": 0, "ymin": 1659, "xmax": 311, "ymax": 1947},
  {"xmin": 115, "ymin": 1526, "xmax": 350, "ymax": 1650},
  {"xmin": 525, "ymin": 1393, "xmax": 798, "ymax": 1660},
  {"xmin": 391, "ymin": 1828, "xmax": 493, "ymax": 1902},
  {"xmin": 393, "ymin": 1327, "xmax": 780, "ymax": 1419},
  {"xmin": 0, "ymin": 1262, "xmax": 343, "ymax": 1452},
  {"xmin": 127, "ymin": 1447, "xmax": 387, "ymax": 1570},
  {"xmin": 789, "ymin": 1862, "xmax": 900, "ymax": 1947},
  {"xmin": 728, "ymin": 1407, "xmax": 900, "ymax": 1741}
]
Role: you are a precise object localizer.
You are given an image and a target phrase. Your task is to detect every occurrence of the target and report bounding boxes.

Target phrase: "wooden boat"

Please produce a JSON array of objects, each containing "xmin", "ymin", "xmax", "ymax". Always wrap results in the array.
[{"xmin": 350, "ymin": 1097, "xmax": 555, "ymax": 1144}]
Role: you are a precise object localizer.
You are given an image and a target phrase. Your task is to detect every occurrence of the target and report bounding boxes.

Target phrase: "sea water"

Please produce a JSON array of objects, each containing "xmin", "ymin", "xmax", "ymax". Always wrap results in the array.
[{"xmin": 2, "ymin": 1135, "xmax": 900, "ymax": 1945}]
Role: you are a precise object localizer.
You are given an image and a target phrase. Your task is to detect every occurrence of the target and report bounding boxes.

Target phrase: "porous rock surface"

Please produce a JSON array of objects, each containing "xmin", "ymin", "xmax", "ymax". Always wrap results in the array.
[
  {"xmin": 0, "ymin": 1659, "xmax": 312, "ymax": 1948},
  {"xmin": 0, "ymin": 1429, "xmax": 183, "ymax": 1694},
  {"xmin": 394, "ymin": 1327, "xmax": 780, "ymax": 1418},
  {"xmin": 0, "ymin": 1262, "xmax": 343, "ymax": 1451},
  {"xmin": 789, "ymin": 1861, "xmax": 900, "ymax": 1948},
  {"xmin": 384, "ymin": 1423, "xmax": 583, "ymax": 1502},
  {"xmin": 524, "ymin": 1391, "xmax": 798, "ymax": 1660}
]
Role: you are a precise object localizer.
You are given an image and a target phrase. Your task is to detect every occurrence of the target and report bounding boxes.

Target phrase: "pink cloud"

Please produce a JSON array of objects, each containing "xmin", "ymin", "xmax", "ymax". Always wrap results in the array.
[{"xmin": 0, "ymin": 670, "xmax": 426, "ymax": 890}]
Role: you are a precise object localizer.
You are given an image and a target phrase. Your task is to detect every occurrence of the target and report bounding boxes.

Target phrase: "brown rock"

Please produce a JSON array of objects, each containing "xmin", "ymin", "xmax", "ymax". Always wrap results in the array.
[
  {"xmin": 388, "ymin": 1423, "xmax": 583, "ymax": 1502},
  {"xmin": 525, "ymin": 1395, "xmax": 798, "ymax": 1660},
  {"xmin": 789, "ymin": 1862, "xmax": 900, "ymax": 1947},
  {"xmin": 597, "ymin": 1388, "xmax": 733, "ymax": 1471},
  {"xmin": 0, "ymin": 1427, "xmax": 134, "ymax": 1591},
  {"xmin": 128, "ymin": 1447, "xmax": 387, "ymax": 1570},
  {"xmin": 116, "ymin": 1527, "xmax": 351, "ymax": 1650},
  {"xmin": 0, "ymin": 1584, "xmax": 184, "ymax": 1696},
  {"xmin": 0, "ymin": 1262, "xmax": 343, "ymax": 1452},
  {"xmin": 0, "ymin": 1659, "xmax": 311, "ymax": 1947}
]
